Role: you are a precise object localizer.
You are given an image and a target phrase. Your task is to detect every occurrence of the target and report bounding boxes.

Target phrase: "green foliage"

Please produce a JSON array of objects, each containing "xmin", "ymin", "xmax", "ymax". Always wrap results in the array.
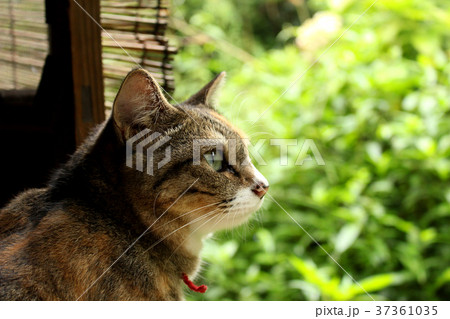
[{"xmin": 169, "ymin": 0, "xmax": 450, "ymax": 300}]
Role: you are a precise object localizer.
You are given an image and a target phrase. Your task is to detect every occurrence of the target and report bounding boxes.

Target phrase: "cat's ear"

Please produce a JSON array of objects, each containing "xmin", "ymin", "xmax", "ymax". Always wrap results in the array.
[
  {"xmin": 183, "ymin": 72, "xmax": 226, "ymax": 109},
  {"xmin": 112, "ymin": 68, "xmax": 176, "ymax": 131}
]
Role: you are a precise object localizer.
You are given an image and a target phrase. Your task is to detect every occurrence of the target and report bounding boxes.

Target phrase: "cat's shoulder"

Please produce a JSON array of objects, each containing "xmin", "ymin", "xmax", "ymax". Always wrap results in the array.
[
  {"xmin": 0, "ymin": 188, "xmax": 89, "ymax": 239},
  {"xmin": 3, "ymin": 188, "xmax": 48, "ymax": 211}
]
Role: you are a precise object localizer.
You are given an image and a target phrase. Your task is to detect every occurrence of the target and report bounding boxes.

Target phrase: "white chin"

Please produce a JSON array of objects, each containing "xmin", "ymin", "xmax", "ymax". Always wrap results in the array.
[
  {"xmin": 185, "ymin": 188, "xmax": 263, "ymax": 254},
  {"xmin": 213, "ymin": 188, "xmax": 263, "ymax": 231}
]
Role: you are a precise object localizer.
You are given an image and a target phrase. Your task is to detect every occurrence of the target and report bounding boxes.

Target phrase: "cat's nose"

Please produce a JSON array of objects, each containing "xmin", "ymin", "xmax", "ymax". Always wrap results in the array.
[{"xmin": 252, "ymin": 181, "xmax": 269, "ymax": 199}]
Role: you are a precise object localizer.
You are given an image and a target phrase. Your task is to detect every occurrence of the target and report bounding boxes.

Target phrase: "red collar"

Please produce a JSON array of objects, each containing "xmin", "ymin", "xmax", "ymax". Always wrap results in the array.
[{"xmin": 181, "ymin": 273, "xmax": 207, "ymax": 293}]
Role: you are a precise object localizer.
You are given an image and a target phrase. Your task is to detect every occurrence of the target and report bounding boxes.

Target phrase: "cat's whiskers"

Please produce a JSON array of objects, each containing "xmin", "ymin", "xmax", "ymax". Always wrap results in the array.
[
  {"xmin": 158, "ymin": 198, "xmax": 245, "ymax": 269},
  {"xmin": 228, "ymin": 91, "xmax": 247, "ymax": 123},
  {"xmin": 233, "ymin": 203, "xmax": 249, "ymax": 238},
  {"xmin": 158, "ymin": 198, "xmax": 259, "ymax": 284},
  {"xmin": 246, "ymin": 131, "xmax": 274, "ymax": 138},
  {"xmin": 235, "ymin": 97, "xmax": 251, "ymax": 124},
  {"xmin": 151, "ymin": 201, "xmax": 223, "ymax": 231},
  {"xmin": 162, "ymin": 212, "xmax": 222, "ymax": 272},
  {"xmin": 254, "ymin": 208, "xmax": 264, "ymax": 228},
  {"xmin": 210, "ymin": 203, "xmax": 234, "ymax": 230},
  {"xmin": 243, "ymin": 120, "xmax": 266, "ymax": 127},
  {"xmin": 229, "ymin": 202, "xmax": 239, "ymax": 235},
  {"xmin": 152, "ymin": 190, "xmax": 162, "ymax": 218},
  {"xmin": 160, "ymin": 200, "xmax": 241, "ymax": 267},
  {"xmin": 143, "ymin": 208, "xmax": 221, "ymax": 254}
]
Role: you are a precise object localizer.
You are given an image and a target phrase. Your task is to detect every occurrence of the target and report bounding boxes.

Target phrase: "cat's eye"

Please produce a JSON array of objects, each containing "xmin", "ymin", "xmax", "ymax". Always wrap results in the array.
[
  {"xmin": 204, "ymin": 149, "xmax": 224, "ymax": 172},
  {"xmin": 204, "ymin": 149, "xmax": 238, "ymax": 175}
]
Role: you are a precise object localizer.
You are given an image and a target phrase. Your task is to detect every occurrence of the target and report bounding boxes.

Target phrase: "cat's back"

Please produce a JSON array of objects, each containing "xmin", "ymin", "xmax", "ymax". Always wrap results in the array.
[
  {"xmin": 0, "ymin": 188, "xmax": 49, "ymax": 240},
  {"xmin": 0, "ymin": 186, "xmax": 153, "ymax": 301},
  {"xmin": 0, "ymin": 188, "xmax": 114, "ymax": 300},
  {"xmin": 0, "ymin": 188, "xmax": 50, "ymax": 300}
]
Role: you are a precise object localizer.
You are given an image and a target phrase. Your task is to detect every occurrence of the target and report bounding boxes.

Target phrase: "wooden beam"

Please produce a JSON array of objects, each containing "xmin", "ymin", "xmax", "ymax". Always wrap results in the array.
[{"xmin": 68, "ymin": 0, "xmax": 105, "ymax": 145}]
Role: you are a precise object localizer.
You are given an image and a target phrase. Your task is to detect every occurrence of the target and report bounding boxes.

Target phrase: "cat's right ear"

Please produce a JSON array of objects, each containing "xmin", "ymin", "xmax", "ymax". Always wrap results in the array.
[
  {"xmin": 182, "ymin": 72, "xmax": 226, "ymax": 109},
  {"xmin": 112, "ymin": 68, "xmax": 177, "ymax": 137}
]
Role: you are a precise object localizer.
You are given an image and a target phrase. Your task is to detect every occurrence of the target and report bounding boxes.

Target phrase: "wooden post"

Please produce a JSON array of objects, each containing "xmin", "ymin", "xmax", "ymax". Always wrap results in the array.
[{"xmin": 69, "ymin": 0, "xmax": 105, "ymax": 145}]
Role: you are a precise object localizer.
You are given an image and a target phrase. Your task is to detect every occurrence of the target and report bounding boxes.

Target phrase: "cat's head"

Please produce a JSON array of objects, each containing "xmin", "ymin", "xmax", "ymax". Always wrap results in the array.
[{"xmin": 112, "ymin": 68, "xmax": 268, "ymax": 235}]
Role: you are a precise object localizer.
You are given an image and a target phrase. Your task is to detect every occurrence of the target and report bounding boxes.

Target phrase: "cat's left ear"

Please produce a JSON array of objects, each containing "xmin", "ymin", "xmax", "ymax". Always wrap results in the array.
[
  {"xmin": 112, "ymin": 68, "xmax": 177, "ymax": 133},
  {"xmin": 182, "ymin": 72, "xmax": 226, "ymax": 109}
]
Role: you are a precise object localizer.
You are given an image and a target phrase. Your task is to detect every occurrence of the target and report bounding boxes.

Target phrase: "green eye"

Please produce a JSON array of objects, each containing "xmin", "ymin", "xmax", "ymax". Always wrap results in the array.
[{"xmin": 204, "ymin": 149, "xmax": 224, "ymax": 172}]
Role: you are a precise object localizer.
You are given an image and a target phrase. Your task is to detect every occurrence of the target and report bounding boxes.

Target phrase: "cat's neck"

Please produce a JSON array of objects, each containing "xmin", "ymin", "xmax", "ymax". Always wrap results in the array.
[
  {"xmin": 47, "ymin": 118, "xmax": 205, "ymax": 276},
  {"xmin": 185, "ymin": 230, "xmax": 211, "ymax": 256}
]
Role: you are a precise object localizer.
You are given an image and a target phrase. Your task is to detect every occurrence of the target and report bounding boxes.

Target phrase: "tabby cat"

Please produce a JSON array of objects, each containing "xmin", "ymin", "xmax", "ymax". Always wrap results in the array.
[{"xmin": 0, "ymin": 69, "xmax": 269, "ymax": 300}]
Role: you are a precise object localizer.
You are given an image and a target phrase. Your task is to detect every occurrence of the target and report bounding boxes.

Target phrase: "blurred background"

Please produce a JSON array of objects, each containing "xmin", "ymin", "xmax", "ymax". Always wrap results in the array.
[
  {"xmin": 1, "ymin": 0, "xmax": 449, "ymax": 300},
  {"xmin": 168, "ymin": 0, "xmax": 450, "ymax": 300}
]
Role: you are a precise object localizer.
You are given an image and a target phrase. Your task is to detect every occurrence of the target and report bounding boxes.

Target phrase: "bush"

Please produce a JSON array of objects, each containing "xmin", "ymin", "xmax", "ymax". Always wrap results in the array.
[{"xmin": 170, "ymin": 0, "xmax": 450, "ymax": 300}]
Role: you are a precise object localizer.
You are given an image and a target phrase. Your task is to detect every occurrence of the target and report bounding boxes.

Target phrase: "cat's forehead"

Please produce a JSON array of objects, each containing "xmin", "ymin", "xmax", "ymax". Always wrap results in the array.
[{"xmin": 190, "ymin": 107, "xmax": 248, "ymax": 142}]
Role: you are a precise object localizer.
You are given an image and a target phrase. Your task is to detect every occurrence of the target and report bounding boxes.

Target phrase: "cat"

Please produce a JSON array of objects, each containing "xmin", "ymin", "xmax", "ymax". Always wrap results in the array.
[{"xmin": 0, "ymin": 68, "xmax": 269, "ymax": 300}]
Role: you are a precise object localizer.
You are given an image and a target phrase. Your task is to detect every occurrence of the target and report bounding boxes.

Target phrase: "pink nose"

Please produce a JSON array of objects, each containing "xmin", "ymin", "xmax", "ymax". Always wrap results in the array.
[{"xmin": 252, "ymin": 181, "xmax": 269, "ymax": 198}]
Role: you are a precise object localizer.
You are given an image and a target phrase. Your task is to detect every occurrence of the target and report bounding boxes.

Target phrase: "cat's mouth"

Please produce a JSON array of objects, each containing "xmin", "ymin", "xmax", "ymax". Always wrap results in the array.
[
  {"xmin": 220, "ymin": 198, "xmax": 235, "ymax": 205},
  {"xmin": 216, "ymin": 188, "xmax": 264, "ymax": 225},
  {"xmin": 184, "ymin": 187, "xmax": 263, "ymax": 235},
  {"xmin": 220, "ymin": 188, "xmax": 264, "ymax": 213}
]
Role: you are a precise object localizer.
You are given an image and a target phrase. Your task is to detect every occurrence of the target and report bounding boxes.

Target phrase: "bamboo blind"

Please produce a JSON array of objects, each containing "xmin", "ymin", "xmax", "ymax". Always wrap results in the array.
[
  {"xmin": 0, "ymin": 0, "xmax": 48, "ymax": 90},
  {"xmin": 1, "ymin": 0, "xmax": 177, "ymax": 113},
  {"xmin": 101, "ymin": 0, "xmax": 177, "ymax": 111}
]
